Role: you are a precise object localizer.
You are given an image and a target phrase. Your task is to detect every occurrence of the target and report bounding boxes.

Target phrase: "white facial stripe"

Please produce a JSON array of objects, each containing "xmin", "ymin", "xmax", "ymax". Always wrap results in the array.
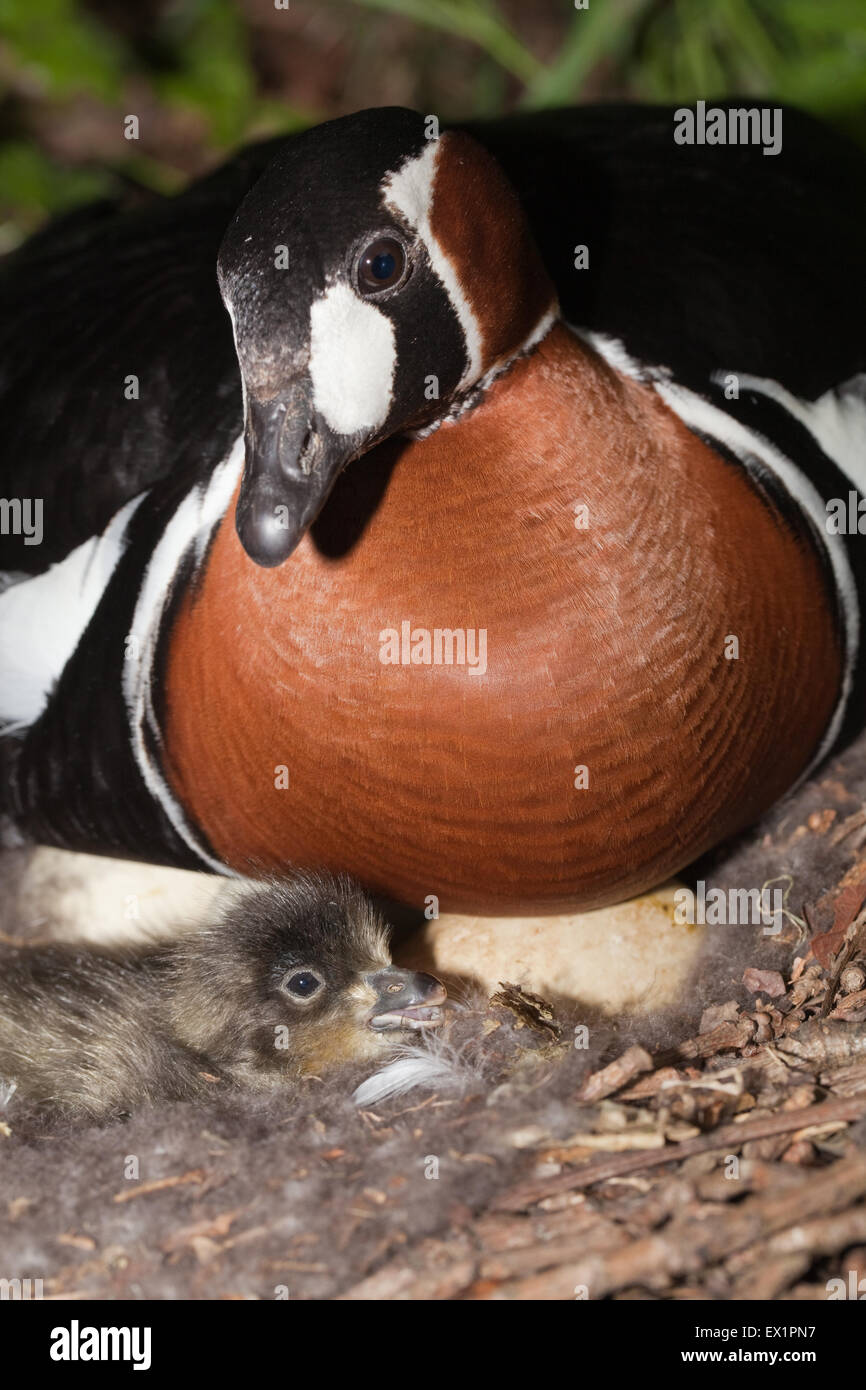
[
  {"xmin": 309, "ymin": 282, "xmax": 396, "ymax": 436},
  {"xmin": 0, "ymin": 493, "xmax": 144, "ymax": 732},
  {"xmin": 384, "ymin": 139, "xmax": 483, "ymax": 390}
]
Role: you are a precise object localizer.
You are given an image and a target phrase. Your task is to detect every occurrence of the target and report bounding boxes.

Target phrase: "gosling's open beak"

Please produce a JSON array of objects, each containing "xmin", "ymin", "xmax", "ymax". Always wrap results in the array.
[
  {"xmin": 366, "ymin": 968, "xmax": 447, "ymax": 1032},
  {"xmin": 236, "ymin": 387, "xmax": 347, "ymax": 567}
]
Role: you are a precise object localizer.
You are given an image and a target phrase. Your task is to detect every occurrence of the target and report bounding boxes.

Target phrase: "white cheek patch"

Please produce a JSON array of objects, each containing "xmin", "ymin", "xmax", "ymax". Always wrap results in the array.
[
  {"xmin": 384, "ymin": 139, "xmax": 482, "ymax": 390},
  {"xmin": 309, "ymin": 282, "xmax": 396, "ymax": 436}
]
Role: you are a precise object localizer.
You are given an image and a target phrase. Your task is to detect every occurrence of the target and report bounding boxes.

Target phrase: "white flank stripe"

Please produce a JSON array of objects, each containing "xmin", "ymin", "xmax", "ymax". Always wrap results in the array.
[
  {"xmin": 715, "ymin": 370, "xmax": 866, "ymax": 492},
  {"xmin": 0, "ymin": 493, "xmax": 144, "ymax": 732},
  {"xmin": 384, "ymin": 138, "xmax": 483, "ymax": 389},
  {"xmin": 123, "ymin": 437, "xmax": 245, "ymax": 873}
]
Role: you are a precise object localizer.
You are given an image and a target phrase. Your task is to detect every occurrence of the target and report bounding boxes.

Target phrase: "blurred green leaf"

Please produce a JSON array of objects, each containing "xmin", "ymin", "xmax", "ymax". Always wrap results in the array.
[
  {"xmin": 351, "ymin": 0, "xmax": 544, "ymax": 85},
  {"xmin": 521, "ymin": 0, "xmax": 650, "ymax": 108},
  {"xmin": 776, "ymin": 0, "xmax": 866, "ymax": 37},
  {"xmin": 0, "ymin": 0, "xmax": 123, "ymax": 101},
  {"xmin": 153, "ymin": 0, "xmax": 255, "ymax": 146},
  {"xmin": 772, "ymin": 50, "xmax": 866, "ymax": 110},
  {"xmin": 1, "ymin": 0, "xmax": 865, "ymax": 243},
  {"xmin": 717, "ymin": 0, "xmax": 785, "ymax": 85}
]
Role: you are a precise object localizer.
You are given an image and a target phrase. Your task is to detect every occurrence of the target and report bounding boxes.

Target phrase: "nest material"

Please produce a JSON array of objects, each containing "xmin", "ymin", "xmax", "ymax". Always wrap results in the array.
[
  {"xmin": 2, "ymin": 938, "xmax": 866, "ymax": 1301},
  {"xmin": 5, "ymin": 739, "xmax": 866, "ymax": 1299}
]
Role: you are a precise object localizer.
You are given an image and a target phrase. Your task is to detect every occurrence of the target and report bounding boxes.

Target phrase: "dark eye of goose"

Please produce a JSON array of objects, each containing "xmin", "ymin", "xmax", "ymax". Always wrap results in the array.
[
  {"xmin": 283, "ymin": 970, "xmax": 323, "ymax": 1000},
  {"xmin": 356, "ymin": 237, "xmax": 407, "ymax": 294}
]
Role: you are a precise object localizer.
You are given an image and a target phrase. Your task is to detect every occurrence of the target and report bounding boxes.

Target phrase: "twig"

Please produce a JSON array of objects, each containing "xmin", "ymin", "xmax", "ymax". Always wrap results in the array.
[
  {"xmin": 576, "ymin": 1045, "xmax": 652, "ymax": 1102},
  {"xmin": 112, "ymin": 1169, "xmax": 205, "ymax": 1203},
  {"xmin": 474, "ymin": 1155, "xmax": 866, "ymax": 1300},
  {"xmin": 492, "ymin": 1095, "xmax": 866, "ymax": 1213}
]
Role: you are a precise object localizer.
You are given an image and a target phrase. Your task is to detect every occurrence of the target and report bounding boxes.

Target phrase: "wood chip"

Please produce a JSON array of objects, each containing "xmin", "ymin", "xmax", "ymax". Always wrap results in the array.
[
  {"xmin": 743, "ymin": 969, "xmax": 786, "ymax": 998},
  {"xmin": 576, "ymin": 1045, "xmax": 653, "ymax": 1102},
  {"xmin": 112, "ymin": 1169, "xmax": 206, "ymax": 1203}
]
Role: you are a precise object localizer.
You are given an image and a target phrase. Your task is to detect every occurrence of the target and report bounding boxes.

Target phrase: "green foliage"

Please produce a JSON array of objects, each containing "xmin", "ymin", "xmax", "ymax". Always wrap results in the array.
[
  {"xmin": 0, "ymin": 0, "xmax": 311, "ymax": 234},
  {"xmin": 352, "ymin": 0, "xmax": 866, "ymax": 126},
  {"xmin": 0, "ymin": 0, "xmax": 863, "ymax": 237},
  {"xmin": 520, "ymin": 0, "xmax": 649, "ymax": 109},
  {"xmin": 0, "ymin": 0, "xmax": 123, "ymax": 102},
  {"xmin": 351, "ymin": 0, "xmax": 544, "ymax": 85},
  {"xmin": 146, "ymin": 0, "xmax": 310, "ymax": 146},
  {"xmin": 630, "ymin": 0, "xmax": 866, "ymax": 112},
  {"xmin": 153, "ymin": 0, "xmax": 257, "ymax": 147},
  {"xmin": 146, "ymin": 0, "xmax": 310, "ymax": 145}
]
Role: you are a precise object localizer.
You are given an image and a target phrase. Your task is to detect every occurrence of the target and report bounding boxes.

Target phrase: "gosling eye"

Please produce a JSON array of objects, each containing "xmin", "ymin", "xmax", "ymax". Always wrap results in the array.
[
  {"xmin": 356, "ymin": 236, "xmax": 408, "ymax": 295},
  {"xmin": 282, "ymin": 969, "xmax": 324, "ymax": 1001}
]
